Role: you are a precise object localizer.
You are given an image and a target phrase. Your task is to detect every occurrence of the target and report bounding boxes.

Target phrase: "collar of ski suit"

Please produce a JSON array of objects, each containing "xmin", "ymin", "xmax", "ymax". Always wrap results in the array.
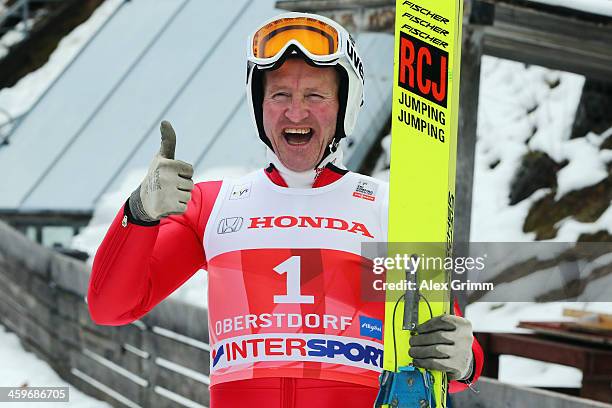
[{"xmin": 264, "ymin": 147, "xmax": 348, "ymax": 188}]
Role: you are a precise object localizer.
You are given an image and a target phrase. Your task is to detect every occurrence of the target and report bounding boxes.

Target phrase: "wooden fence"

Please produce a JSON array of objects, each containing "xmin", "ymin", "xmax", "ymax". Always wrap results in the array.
[{"xmin": 0, "ymin": 220, "xmax": 211, "ymax": 408}]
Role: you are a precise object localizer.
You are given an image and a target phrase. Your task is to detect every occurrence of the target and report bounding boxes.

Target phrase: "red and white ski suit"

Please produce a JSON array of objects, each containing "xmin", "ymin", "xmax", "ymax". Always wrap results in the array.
[{"xmin": 88, "ymin": 164, "xmax": 483, "ymax": 407}]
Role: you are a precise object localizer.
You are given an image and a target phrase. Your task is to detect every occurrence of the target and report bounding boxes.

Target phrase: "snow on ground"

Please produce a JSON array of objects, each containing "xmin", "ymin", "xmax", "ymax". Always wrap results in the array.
[
  {"xmin": 466, "ymin": 56, "xmax": 612, "ymax": 387},
  {"xmin": 527, "ymin": 0, "xmax": 612, "ymax": 17},
  {"xmin": 499, "ymin": 355, "xmax": 583, "ymax": 388},
  {"xmin": 470, "ymin": 56, "xmax": 586, "ymax": 242},
  {"xmin": 0, "ymin": 325, "xmax": 110, "ymax": 407},
  {"xmin": 558, "ymin": 204, "xmax": 612, "ymax": 245},
  {"xmin": 554, "ymin": 134, "xmax": 612, "ymax": 199}
]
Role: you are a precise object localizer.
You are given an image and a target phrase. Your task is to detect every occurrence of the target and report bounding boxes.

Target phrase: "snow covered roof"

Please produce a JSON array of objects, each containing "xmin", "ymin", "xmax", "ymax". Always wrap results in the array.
[{"xmin": 0, "ymin": 0, "xmax": 392, "ymax": 213}]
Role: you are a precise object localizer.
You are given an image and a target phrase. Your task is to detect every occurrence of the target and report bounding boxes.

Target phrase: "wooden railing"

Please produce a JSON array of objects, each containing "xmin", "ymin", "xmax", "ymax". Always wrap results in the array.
[{"xmin": 0, "ymin": 220, "xmax": 210, "ymax": 408}]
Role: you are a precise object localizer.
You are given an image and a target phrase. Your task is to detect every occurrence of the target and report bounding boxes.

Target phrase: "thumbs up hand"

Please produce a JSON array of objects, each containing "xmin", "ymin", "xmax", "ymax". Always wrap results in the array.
[
  {"xmin": 128, "ymin": 121, "xmax": 194, "ymax": 222},
  {"xmin": 158, "ymin": 120, "xmax": 177, "ymax": 160}
]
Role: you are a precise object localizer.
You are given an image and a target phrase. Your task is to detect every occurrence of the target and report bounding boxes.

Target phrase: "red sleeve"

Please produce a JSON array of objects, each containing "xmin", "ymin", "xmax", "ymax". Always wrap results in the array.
[
  {"xmin": 448, "ymin": 298, "xmax": 484, "ymax": 393},
  {"xmin": 87, "ymin": 181, "xmax": 222, "ymax": 326}
]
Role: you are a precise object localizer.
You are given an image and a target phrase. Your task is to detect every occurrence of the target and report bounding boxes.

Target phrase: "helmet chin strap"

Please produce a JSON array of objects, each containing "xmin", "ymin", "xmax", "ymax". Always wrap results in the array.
[
  {"xmin": 309, "ymin": 131, "xmax": 342, "ymax": 168},
  {"xmin": 266, "ymin": 145, "xmax": 345, "ymax": 188},
  {"xmin": 319, "ymin": 142, "xmax": 345, "ymax": 169}
]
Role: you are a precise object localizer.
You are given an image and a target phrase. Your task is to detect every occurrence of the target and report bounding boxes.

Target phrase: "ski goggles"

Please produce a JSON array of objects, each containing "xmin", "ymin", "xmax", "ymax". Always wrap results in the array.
[{"xmin": 248, "ymin": 14, "xmax": 350, "ymax": 67}]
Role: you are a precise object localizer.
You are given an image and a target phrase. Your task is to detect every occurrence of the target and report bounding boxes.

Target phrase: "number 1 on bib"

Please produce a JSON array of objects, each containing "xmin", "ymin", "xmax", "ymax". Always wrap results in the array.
[{"xmin": 274, "ymin": 256, "xmax": 315, "ymax": 304}]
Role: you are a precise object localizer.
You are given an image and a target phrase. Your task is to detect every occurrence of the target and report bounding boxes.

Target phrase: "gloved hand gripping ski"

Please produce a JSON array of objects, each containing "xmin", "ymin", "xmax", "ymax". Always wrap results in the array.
[{"xmin": 409, "ymin": 315, "xmax": 474, "ymax": 382}]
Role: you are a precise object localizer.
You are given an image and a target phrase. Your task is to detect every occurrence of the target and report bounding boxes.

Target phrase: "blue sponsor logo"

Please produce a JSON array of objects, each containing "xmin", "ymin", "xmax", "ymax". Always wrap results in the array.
[
  {"xmin": 306, "ymin": 338, "xmax": 382, "ymax": 368},
  {"xmin": 359, "ymin": 316, "xmax": 383, "ymax": 340},
  {"xmin": 212, "ymin": 345, "xmax": 225, "ymax": 367},
  {"xmin": 212, "ymin": 336, "xmax": 383, "ymax": 370}
]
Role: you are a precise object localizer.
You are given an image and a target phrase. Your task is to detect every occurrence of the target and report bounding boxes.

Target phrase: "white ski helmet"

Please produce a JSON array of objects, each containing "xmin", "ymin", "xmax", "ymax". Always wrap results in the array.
[{"xmin": 246, "ymin": 12, "xmax": 365, "ymax": 157}]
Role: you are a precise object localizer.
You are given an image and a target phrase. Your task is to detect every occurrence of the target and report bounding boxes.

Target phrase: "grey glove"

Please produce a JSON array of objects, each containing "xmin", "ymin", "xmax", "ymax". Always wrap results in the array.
[
  {"xmin": 409, "ymin": 314, "xmax": 474, "ymax": 381},
  {"xmin": 129, "ymin": 121, "xmax": 194, "ymax": 222}
]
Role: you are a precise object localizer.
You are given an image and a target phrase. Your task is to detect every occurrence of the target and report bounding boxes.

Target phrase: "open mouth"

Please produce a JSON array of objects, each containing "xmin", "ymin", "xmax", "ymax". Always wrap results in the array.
[{"xmin": 283, "ymin": 127, "xmax": 313, "ymax": 146}]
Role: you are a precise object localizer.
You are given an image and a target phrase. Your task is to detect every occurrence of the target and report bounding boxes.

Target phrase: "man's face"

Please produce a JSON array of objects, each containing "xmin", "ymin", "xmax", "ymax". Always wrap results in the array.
[{"xmin": 262, "ymin": 58, "xmax": 340, "ymax": 172}]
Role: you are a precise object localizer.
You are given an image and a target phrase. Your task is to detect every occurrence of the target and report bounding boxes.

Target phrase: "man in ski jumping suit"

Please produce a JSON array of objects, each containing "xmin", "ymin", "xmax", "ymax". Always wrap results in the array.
[{"xmin": 87, "ymin": 13, "xmax": 483, "ymax": 407}]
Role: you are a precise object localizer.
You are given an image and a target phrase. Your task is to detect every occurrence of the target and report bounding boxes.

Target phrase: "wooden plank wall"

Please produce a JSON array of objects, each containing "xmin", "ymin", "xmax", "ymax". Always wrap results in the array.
[
  {"xmin": 0, "ymin": 220, "xmax": 211, "ymax": 408},
  {"xmin": 478, "ymin": 0, "xmax": 612, "ymax": 82}
]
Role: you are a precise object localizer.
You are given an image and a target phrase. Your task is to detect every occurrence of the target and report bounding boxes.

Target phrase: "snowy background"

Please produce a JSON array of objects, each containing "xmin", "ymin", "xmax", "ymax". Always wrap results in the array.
[
  {"xmin": 0, "ymin": 0, "xmax": 123, "ymax": 130},
  {"xmin": 0, "ymin": 0, "xmax": 611, "ymax": 403}
]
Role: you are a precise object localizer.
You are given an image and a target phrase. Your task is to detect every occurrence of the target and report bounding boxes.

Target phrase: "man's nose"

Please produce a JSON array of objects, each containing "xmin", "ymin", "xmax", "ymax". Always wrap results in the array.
[{"xmin": 284, "ymin": 98, "xmax": 309, "ymax": 123}]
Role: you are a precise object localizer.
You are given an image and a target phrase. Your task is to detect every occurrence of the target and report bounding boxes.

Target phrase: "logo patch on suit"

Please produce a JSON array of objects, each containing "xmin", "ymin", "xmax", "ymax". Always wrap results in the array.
[
  {"xmin": 353, "ymin": 180, "xmax": 377, "ymax": 201},
  {"xmin": 230, "ymin": 183, "xmax": 251, "ymax": 200},
  {"xmin": 217, "ymin": 217, "xmax": 244, "ymax": 234},
  {"xmin": 359, "ymin": 316, "xmax": 383, "ymax": 340}
]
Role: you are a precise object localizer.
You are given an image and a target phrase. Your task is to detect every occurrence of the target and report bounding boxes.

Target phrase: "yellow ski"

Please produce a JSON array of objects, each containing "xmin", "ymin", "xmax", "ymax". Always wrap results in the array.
[{"xmin": 377, "ymin": 1, "xmax": 464, "ymax": 407}]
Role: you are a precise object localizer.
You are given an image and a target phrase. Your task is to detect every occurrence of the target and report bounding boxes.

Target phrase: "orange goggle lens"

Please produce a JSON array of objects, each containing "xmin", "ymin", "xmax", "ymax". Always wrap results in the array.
[{"xmin": 252, "ymin": 17, "xmax": 339, "ymax": 59}]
